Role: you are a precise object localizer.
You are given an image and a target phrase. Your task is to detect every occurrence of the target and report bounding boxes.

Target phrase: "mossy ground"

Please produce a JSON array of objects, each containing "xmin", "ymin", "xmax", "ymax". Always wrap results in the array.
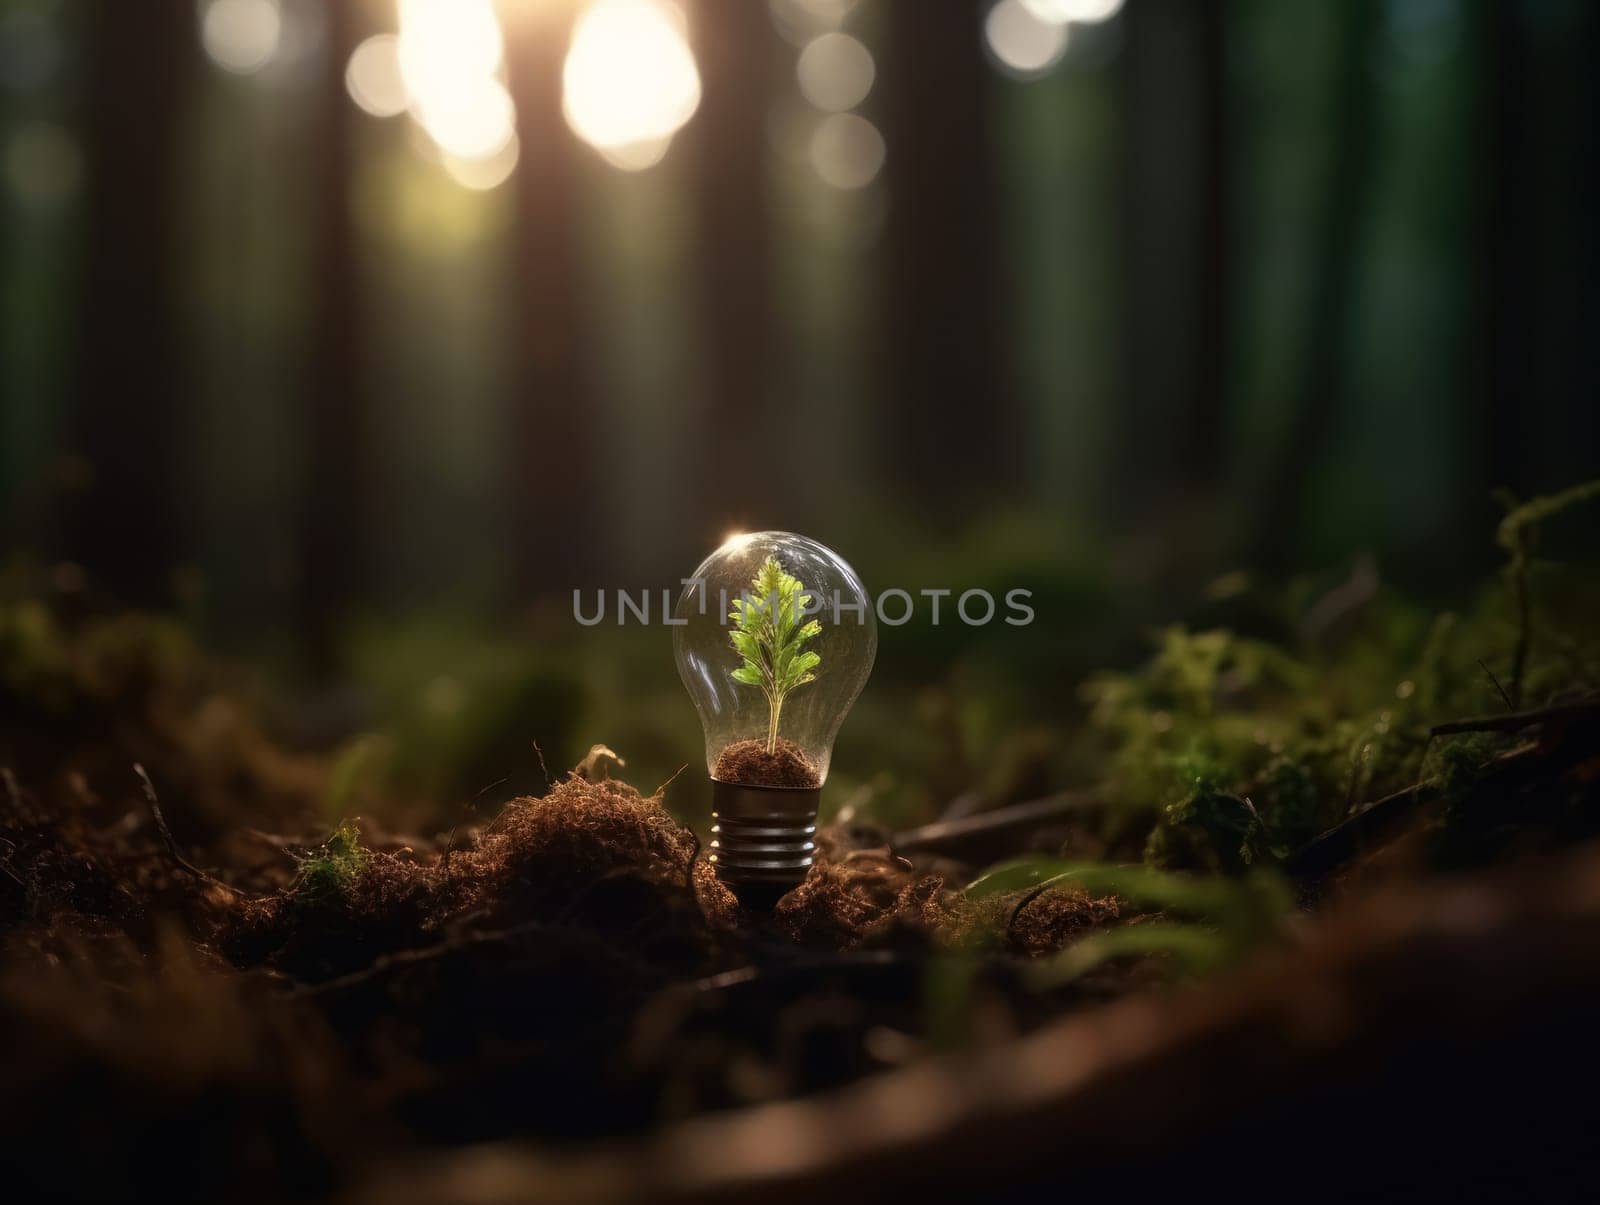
[{"xmin": 3, "ymin": 484, "xmax": 1600, "ymax": 1201}]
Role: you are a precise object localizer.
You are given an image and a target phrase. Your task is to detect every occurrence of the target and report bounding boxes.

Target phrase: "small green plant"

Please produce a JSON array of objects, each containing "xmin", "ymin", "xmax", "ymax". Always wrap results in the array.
[
  {"xmin": 291, "ymin": 819, "xmax": 369, "ymax": 904},
  {"xmin": 729, "ymin": 556, "xmax": 822, "ymax": 753}
]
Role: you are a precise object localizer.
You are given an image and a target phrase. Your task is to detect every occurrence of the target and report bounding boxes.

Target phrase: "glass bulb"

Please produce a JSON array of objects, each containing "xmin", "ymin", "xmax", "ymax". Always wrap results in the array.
[
  {"xmin": 674, "ymin": 530, "xmax": 876, "ymax": 784},
  {"xmin": 674, "ymin": 531, "xmax": 876, "ymax": 905}
]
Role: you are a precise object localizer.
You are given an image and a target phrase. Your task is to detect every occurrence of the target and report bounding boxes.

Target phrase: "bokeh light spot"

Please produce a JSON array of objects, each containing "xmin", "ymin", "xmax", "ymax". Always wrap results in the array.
[
  {"xmin": 809, "ymin": 112, "xmax": 884, "ymax": 190},
  {"xmin": 398, "ymin": 0, "xmax": 503, "ymax": 94},
  {"xmin": 1019, "ymin": 0, "xmax": 1125, "ymax": 24},
  {"xmin": 563, "ymin": 0, "xmax": 701, "ymax": 170},
  {"xmin": 598, "ymin": 135, "xmax": 675, "ymax": 172},
  {"xmin": 985, "ymin": 0, "xmax": 1069, "ymax": 77},
  {"xmin": 769, "ymin": 0, "xmax": 861, "ymax": 46},
  {"xmin": 795, "ymin": 32, "xmax": 874, "ymax": 113},
  {"xmin": 415, "ymin": 76, "xmax": 515, "ymax": 162},
  {"xmin": 397, "ymin": 0, "xmax": 514, "ymax": 165},
  {"xmin": 346, "ymin": 34, "xmax": 407, "ymax": 118},
  {"xmin": 199, "ymin": 0, "xmax": 282, "ymax": 76},
  {"xmin": 443, "ymin": 132, "xmax": 521, "ymax": 191}
]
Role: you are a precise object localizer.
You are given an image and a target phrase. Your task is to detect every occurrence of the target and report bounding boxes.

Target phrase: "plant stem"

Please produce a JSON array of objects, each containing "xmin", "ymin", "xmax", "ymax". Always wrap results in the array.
[{"xmin": 766, "ymin": 694, "xmax": 782, "ymax": 755}]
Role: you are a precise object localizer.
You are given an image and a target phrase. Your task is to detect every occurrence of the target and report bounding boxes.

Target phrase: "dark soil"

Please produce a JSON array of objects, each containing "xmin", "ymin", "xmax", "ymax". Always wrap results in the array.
[
  {"xmin": 713, "ymin": 737, "xmax": 821, "ymax": 788},
  {"xmin": 0, "ymin": 729, "xmax": 1127, "ymax": 1203},
  {"xmin": 220, "ymin": 774, "xmax": 744, "ymax": 982},
  {"xmin": 7, "ymin": 587, "xmax": 1600, "ymax": 1202}
]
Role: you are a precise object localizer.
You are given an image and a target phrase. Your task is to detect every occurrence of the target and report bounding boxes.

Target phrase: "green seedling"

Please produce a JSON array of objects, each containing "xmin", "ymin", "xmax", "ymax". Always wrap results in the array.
[{"xmin": 728, "ymin": 556, "xmax": 822, "ymax": 754}]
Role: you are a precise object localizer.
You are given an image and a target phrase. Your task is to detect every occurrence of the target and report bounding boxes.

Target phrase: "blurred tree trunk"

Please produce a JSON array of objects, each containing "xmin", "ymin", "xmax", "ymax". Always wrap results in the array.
[
  {"xmin": 1117, "ymin": 0, "xmax": 1230, "ymax": 526},
  {"xmin": 300, "ymin": 0, "xmax": 366, "ymax": 672},
  {"xmin": 1252, "ymin": 0, "xmax": 1379, "ymax": 568},
  {"xmin": 70, "ymin": 0, "xmax": 195, "ymax": 603},
  {"xmin": 1193, "ymin": 0, "xmax": 1230, "ymax": 494},
  {"xmin": 881, "ymin": 0, "xmax": 1012, "ymax": 513},
  {"xmin": 503, "ymin": 5, "xmax": 598, "ymax": 597},
  {"xmin": 688, "ymin": 0, "xmax": 774, "ymax": 531},
  {"xmin": 0, "ymin": 101, "xmax": 15, "ymax": 528},
  {"xmin": 1476, "ymin": 0, "xmax": 1531, "ymax": 503},
  {"xmin": 1474, "ymin": 1, "xmax": 1600, "ymax": 510}
]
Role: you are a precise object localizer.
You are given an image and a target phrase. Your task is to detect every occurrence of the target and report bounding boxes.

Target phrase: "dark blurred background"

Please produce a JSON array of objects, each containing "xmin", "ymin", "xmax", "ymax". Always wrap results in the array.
[{"xmin": 2, "ymin": 0, "xmax": 1597, "ymax": 815}]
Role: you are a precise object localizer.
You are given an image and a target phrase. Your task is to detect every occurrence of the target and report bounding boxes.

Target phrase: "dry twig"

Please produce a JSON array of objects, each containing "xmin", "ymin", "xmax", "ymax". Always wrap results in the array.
[
  {"xmin": 893, "ymin": 791, "xmax": 1099, "ymax": 856},
  {"xmin": 1477, "ymin": 659, "xmax": 1515, "ymax": 712},
  {"xmin": 133, "ymin": 763, "xmax": 240, "ymax": 894},
  {"xmin": 1429, "ymin": 694, "xmax": 1600, "ymax": 738}
]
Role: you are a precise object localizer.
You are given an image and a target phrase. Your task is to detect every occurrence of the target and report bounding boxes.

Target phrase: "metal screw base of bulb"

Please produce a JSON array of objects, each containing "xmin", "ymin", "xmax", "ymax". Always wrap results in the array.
[{"xmin": 709, "ymin": 778, "xmax": 821, "ymax": 910}]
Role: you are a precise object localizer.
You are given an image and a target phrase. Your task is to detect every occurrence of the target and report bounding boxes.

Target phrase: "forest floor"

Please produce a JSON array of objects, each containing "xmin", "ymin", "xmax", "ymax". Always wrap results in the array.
[{"xmin": 4, "ymin": 487, "xmax": 1600, "ymax": 1203}]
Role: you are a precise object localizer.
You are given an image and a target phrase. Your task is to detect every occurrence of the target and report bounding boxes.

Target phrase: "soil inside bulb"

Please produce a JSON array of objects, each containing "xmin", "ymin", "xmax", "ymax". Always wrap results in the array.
[{"xmin": 713, "ymin": 737, "xmax": 822, "ymax": 788}]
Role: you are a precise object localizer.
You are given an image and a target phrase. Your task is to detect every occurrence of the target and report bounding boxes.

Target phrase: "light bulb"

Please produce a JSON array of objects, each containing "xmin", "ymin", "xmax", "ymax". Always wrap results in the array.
[{"xmin": 674, "ymin": 531, "xmax": 877, "ymax": 906}]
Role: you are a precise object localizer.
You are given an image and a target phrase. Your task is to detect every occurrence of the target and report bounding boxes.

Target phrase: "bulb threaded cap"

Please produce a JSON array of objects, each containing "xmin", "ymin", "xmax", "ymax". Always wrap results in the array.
[{"xmin": 709, "ymin": 778, "xmax": 821, "ymax": 909}]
